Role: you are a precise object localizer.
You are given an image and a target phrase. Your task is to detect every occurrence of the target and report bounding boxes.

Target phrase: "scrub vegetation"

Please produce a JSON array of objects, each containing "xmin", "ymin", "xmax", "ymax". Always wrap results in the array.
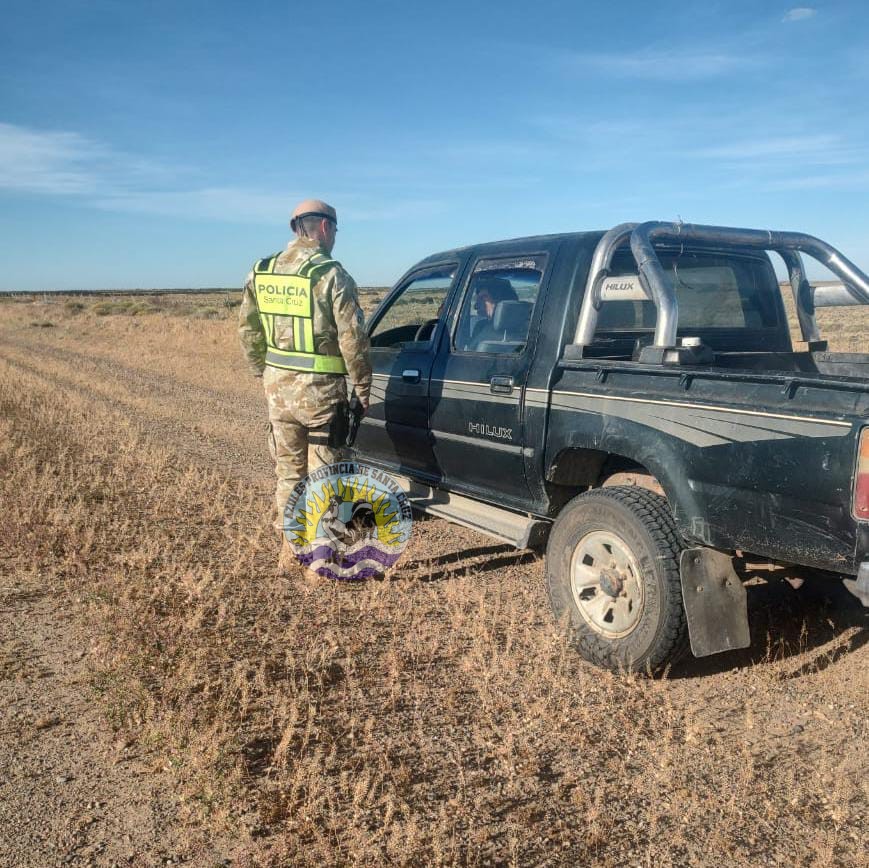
[
  {"xmin": 2, "ymin": 288, "xmax": 389, "ymax": 320},
  {"xmin": 0, "ymin": 293, "xmax": 866, "ymax": 866}
]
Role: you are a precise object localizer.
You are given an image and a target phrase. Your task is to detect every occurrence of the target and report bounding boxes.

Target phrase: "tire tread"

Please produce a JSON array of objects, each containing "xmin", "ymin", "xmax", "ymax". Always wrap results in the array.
[{"xmin": 545, "ymin": 485, "xmax": 689, "ymax": 672}]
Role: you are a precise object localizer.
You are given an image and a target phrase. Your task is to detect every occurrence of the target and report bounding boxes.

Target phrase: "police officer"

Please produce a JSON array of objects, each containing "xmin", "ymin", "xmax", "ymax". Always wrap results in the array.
[{"xmin": 238, "ymin": 199, "xmax": 372, "ymax": 569}]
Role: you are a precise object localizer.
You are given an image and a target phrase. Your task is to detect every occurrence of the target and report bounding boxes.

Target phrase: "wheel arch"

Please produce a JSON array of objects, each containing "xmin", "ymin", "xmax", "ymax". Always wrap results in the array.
[{"xmin": 545, "ymin": 443, "xmax": 704, "ymax": 543}]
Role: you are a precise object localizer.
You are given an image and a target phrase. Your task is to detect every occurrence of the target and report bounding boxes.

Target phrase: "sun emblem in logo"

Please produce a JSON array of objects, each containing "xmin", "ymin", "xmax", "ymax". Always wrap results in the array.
[{"xmin": 283, "ymin": 462, "xmax": 413, "ymax": 580}]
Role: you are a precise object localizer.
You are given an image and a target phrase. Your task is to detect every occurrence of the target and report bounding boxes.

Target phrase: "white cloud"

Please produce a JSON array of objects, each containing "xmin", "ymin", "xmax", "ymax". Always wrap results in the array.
[
  {"xmin": 0, "ymin": 123, "xmax": 104, "ymax": 194},
  {"xmin": 92, "ymin": 188, "xmax": 444, "ymax": 223},
  {"xmin": 764, "ymin": 170, "xmax": 869, "ymax": 191},
  {"xmin": 0, "ymin": 125, "xmax": 296, "ymax": 221},
  {"xmin": 529, "ymin": 117, "xmax": 647, "ymax": 142},
  {"xmin": 439, "ymin": 141, "xmax": 539, "ymax": 161},
  {"xmin": 0, "ymin": 122, "xmax": 180, "ymax": 197},
  {"xmin": 685, "ymin": 133, "xmax": 869, "ymax": 177},
  {"xmin": 0, "ymin": 123, "xmax": 443, "ymax": 224},
  {"xmin": 90, "ymin": 187, "xmax": 290, "ymax": 222},
  {"xmin": 692, "ymin": 134, "xmax": 843, "ymax": 160},
  {"xmin": 555, "ymin": 48, "xmax": 762, "ymax": 80},
  {"xmin": 783, "ymin": 7, "xmax": 817, "ymax": 22}
]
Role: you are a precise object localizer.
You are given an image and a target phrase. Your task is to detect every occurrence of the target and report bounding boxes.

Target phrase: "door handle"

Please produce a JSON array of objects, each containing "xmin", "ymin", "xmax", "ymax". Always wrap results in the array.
[
  {"xmin": 402, "ymin": 369, "xmax": 421, "ymax": 383},
  {"xmin": 490, "ymin": 375, "xmax": 514, "ymax": 395}
]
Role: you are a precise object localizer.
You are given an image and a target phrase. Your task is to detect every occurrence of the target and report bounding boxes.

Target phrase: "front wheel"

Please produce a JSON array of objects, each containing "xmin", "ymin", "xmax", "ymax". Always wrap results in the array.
[{"xmin": 545, "ymin": 486, "xmax": 689, "ymax": 672}]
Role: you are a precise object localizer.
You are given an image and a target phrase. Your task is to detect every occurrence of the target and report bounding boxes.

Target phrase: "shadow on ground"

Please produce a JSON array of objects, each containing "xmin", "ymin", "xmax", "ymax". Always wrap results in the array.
[
  {"xmin": 389, "ymin": 529, "xmax": 868, "ymax": 677},
  {"xmin": 395, "ymin": 541, "xmax": 540, "ymax": 583},
  {"xmin": 671, "ymin": 575, "xmax": 869, "ymax": 678}
]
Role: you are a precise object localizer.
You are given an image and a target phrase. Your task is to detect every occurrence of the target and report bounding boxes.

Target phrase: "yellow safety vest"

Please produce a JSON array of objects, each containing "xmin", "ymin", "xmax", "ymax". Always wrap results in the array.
[{"xmin": 253, "ymin": 251, "xmax": 348, "ymax": 374}]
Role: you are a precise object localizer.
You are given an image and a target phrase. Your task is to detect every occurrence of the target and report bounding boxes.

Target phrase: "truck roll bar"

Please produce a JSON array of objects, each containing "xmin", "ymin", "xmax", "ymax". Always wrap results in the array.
[
  {"xmin": 573, "ymin": 221, "xmax": 869, "ymax": 353},
  {"xmin": 574, "ymin": 223, "xmax": 638, "ymax": 347}
]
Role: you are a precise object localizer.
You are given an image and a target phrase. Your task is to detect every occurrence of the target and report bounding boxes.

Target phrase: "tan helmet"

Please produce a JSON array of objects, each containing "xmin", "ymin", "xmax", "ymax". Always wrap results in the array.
[{"xmin": 290, "ymin": 198, "xmax": 337, "ymax": 231}]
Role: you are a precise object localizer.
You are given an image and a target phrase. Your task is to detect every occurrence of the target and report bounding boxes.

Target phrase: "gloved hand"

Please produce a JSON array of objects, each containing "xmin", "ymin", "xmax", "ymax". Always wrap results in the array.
[{"xmin": 346, "ymin": 393, "xmax": 366, "ymax": 446}]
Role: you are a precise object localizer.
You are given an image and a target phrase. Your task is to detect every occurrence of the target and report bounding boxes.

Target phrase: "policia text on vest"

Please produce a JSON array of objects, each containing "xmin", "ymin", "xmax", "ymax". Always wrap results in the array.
[{"xmin": 253, "ymin": 252, "xmax": 348, "ymax": 374}]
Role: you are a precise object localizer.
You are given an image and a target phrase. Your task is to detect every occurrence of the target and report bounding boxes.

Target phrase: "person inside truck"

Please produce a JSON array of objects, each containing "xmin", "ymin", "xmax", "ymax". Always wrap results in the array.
[{"xmin": 464, "ymin": 275, "xmax": 518, "ymax": 350}]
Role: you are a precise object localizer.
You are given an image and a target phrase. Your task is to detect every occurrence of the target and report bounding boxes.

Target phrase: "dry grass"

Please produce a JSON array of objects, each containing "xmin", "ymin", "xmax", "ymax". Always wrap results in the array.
[
  {"xmin": 0, "ymin": 293, "xmax": 866, "ymax": 866},
  {"xmin": 781, "ymin": 287, "xmax": 868, "ymax": 353},
  {"xmin": 1, "ymin": 288, "xmax": 388, "ymax": 321}
]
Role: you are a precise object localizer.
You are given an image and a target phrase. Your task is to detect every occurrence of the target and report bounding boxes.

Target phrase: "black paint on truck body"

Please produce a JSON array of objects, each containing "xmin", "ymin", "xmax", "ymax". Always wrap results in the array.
[{"xmin": 355, "ymin": 231, "xmax": 869, "ymax": 577}]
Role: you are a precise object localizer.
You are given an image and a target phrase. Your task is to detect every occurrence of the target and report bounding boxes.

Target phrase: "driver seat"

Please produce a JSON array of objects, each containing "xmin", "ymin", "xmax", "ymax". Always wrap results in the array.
[{"xmin": 474, "ymin": 300, "xmax": 533, "ymax": 352}]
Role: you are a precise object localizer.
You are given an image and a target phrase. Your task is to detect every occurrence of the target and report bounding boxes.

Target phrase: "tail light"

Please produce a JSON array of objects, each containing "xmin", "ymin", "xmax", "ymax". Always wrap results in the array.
[{"xmin": 855, "ymin": 428, "xmax": 869, "ymax": 521}]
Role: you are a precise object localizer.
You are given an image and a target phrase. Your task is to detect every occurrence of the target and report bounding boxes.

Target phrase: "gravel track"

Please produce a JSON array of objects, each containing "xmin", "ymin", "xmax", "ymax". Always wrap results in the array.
[
  {"xmin": 1, "ymin": 309, "xmax": 867, "ymax": 866},
  {"xmin": 0, "ymin": 574, "xmax": 234, "ymax": 867}
]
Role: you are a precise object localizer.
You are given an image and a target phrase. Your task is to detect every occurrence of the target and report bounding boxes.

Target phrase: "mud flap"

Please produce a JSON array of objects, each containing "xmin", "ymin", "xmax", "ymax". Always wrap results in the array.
[{"xmin": 679, "ymin": 548, "xmax": 751, "ymax": 658}]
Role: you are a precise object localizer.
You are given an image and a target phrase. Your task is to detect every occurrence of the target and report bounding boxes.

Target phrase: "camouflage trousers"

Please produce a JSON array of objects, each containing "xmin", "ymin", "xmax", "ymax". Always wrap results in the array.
[{"xmin": 264, "ymin": 369, "xmax": 346, "ymax": 533}]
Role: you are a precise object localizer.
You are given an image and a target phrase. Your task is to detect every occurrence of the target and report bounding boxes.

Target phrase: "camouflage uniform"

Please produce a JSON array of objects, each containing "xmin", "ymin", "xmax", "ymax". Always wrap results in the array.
[{"xmin": 238, "ymin": 236, "xmax": 372, "ymax": 530}]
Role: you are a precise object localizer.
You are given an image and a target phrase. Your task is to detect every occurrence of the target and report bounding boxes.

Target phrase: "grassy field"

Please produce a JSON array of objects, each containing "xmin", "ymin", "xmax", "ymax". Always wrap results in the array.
[{"xmin": 0, "ymin": 291, "xmax": 866, "ymax": 866}]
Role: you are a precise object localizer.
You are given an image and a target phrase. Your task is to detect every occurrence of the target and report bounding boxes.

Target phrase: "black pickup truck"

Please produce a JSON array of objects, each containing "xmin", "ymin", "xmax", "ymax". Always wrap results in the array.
[{"xmin": 352, "ymin": 222, "xmax": 869, "ymax": 671}]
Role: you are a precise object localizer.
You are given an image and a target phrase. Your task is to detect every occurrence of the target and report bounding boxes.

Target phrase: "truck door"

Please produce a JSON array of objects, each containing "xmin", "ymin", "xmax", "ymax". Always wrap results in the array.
[
  {"xmin": 354, "ymin": 263, "xmax": 459, "ymax": 480},
  {"xmin": 429, "ymin": 250, "xmax": 552, "ymax": 509}
]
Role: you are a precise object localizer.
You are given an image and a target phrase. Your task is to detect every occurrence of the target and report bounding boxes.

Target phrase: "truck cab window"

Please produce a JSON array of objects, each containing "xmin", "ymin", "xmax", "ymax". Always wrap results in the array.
[
  {"xmin": 369, "ymin": 266, "xmax": 456, "ymax": 349},
  {"xmin": 597, "ymin": 251, "xmax": 779, "ymax": 333},
  {"xmin": 454, "ymin": 255, "xmax": 546, "ymax": 354},
  {"xmin": 587, "ymin": 250, "xmax": 782, "ymax": 359}
]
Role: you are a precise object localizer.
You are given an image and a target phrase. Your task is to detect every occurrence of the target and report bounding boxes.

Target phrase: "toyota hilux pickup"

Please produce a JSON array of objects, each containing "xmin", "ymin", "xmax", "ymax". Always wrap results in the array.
[{"xmin": 351, "ymin": 221, "xmax": 869, "ymax": 671}]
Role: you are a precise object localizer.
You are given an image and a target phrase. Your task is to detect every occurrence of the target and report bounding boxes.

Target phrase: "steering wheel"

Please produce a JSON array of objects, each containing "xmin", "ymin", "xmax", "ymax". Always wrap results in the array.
[{"xmin": 413, "ymin": 319, "xmax": 439, "ymax": 342}]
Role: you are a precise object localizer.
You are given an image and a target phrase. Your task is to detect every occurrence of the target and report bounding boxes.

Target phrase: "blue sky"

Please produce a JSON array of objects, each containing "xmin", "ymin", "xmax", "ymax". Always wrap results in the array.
[{"xmin": 1, "ymin": 0, "xmax": 868, "ymax": 289}]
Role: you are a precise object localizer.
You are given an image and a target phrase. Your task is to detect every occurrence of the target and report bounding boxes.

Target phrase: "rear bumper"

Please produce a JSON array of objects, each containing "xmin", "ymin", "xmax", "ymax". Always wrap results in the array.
[{"xmin": 844, "ymin": 561, "xmax": 869, "ymax": 607}]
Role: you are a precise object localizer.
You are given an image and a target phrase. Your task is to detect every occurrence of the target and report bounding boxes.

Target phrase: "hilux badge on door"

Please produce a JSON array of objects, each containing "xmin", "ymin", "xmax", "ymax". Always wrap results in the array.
[{"xmin": 469, "ymin": 421, "xmax": 513, "ymax": 440}]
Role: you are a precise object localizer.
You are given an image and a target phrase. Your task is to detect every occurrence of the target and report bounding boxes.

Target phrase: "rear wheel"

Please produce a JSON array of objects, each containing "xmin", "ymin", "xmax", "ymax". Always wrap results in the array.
[{"xmin": 545, "ymin": 486, "xmax": 689, "ymax": 672}]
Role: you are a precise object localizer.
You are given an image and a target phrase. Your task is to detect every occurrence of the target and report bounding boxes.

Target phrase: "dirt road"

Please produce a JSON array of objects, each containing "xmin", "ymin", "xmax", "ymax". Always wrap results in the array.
[
  {"xmin": 0, "ymin": 571, "xmax": 232, "ymax": 867},
  {"xmin": 1, "ymin": 297, "xmax": 866, "ymax": 866}
]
